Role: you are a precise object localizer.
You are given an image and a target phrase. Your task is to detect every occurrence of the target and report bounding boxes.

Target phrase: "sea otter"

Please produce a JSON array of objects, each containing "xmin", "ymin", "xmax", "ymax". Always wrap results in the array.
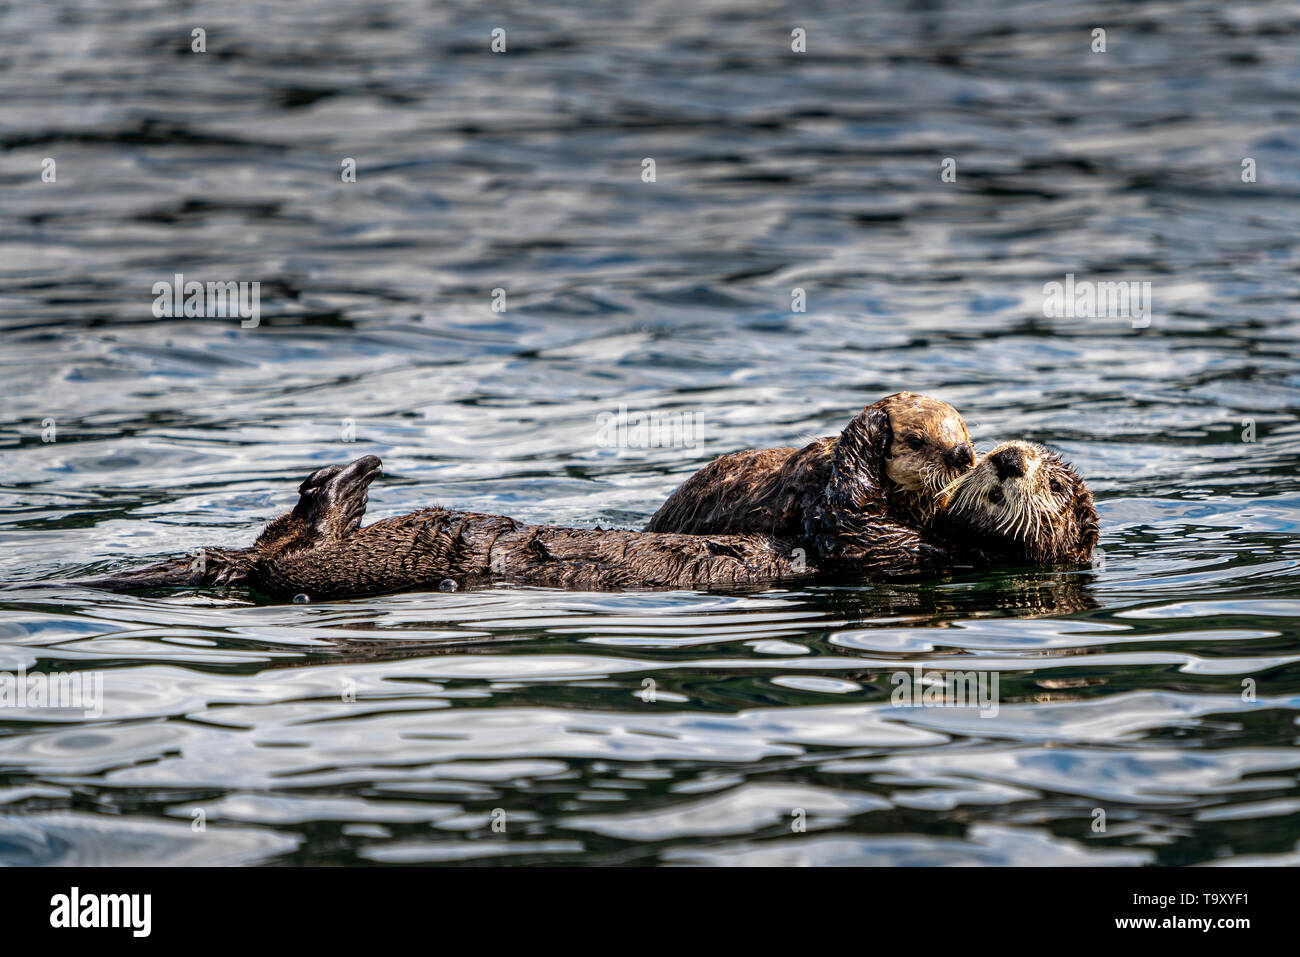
[
  {"xmin": 645, "ymin": 392, "xmax": 975, "ymax": 573},
  {"xmin": 933, "ymin": 440, "xmax": 1098, "ymax": 565},
  {"xmin": 72, "ymin": 441, "xmax": 1095, "ymax": 600}
]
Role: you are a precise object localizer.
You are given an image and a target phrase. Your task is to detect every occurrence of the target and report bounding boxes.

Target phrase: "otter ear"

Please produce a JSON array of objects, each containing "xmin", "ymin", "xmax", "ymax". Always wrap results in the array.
[
  {"xmin": 827, "ymin": 405, "xmax": 891, "ymax": 508},
  {"xmin": 299, "ymin": 470, "xmax": 354, "ymax": 537}
]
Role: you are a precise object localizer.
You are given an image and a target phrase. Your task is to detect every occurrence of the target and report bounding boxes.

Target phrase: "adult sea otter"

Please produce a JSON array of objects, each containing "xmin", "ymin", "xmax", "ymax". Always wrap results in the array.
[{"xmin": 646, "ymin": 392, "xmax": 976, "ymax": 573}]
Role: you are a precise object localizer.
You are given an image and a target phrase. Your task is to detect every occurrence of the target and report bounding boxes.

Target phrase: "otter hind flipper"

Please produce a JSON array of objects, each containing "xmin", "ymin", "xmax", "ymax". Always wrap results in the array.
[
  {"xmin": 300, "ymin": 455, "xmax": 383, "ymax": 541},
  {"xmin": 253, "ymin": 455, "xmax": 383, "ymax": 555}
]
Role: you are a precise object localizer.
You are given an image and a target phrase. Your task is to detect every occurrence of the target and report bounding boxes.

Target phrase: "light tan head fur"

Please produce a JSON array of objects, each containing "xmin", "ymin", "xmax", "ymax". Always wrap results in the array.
[{"xmin": 876, "ymin": 392, "xmax": 975, "ymax": 519}]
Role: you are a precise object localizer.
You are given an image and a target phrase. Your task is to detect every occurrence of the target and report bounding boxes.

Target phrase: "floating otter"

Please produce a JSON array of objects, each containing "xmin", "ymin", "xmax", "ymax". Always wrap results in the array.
[
  {"xmin": 73, "ymin": 440, "xmax": 1095, "ymax": 600},
  {"xmin": 645, "ymin": 392, "xmax": 975, "ymax": 573}
]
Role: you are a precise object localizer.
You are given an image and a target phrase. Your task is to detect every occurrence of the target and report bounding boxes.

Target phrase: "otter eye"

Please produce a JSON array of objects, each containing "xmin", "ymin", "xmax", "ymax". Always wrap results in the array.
[
  {"xmin": 1049, "ymin": 478, "xmax": 1064, "ymax": 495},
  {"xmin": 906, "ymin": 435, "xmax": 924, "ymax": 450}
]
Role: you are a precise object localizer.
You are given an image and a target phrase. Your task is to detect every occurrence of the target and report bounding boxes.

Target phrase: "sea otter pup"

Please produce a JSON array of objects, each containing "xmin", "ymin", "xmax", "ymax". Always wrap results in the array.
[
  {"xmin": 935, "ymin": 441, "xmax": 1098, "ymax": 565},
  {"xmin": 645, "ymin": 392, "xmax": 975, "ymax": 573}
]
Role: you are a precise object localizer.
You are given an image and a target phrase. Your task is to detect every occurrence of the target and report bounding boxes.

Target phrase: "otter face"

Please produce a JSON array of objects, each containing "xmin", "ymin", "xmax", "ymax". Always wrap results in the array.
[
  {"xmin": 942, "ymin": 440, "xmax": 1098, "ymax": 564},
  {"xmin": 878, "ymin": 392, "xmax": 975, "ymax": 506}
]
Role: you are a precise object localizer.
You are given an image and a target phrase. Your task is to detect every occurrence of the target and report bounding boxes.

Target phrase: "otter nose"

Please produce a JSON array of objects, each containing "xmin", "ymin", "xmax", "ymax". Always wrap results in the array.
[
  {"xmin": 945, "ymin": 442, "xmax": 975, "ymax": 471},
  {"xmin": 990, "ymin": 447, "xmax": 1025, "ymax": 481}
]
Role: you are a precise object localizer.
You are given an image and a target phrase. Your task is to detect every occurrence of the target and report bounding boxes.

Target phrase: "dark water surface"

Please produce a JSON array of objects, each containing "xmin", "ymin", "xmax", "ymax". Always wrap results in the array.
[{"xmin": 2, "ymin": 0, "xmax": 1299, "ymax": 865}]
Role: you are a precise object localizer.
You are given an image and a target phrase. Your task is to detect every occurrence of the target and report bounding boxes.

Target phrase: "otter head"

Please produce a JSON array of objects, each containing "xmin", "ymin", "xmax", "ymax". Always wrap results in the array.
[
  {"xmin": 868, "ymin": 392, "xmax": 975, "ymax": 519},
  {"xmin": 941, "ymin": 441, "xmax": 1098, "ymax": 564},
  {"xmin": 253, "ymin": 455, "xmax": 383, "ymax": 555},
  {"xmin": 821, "ymin": 392, "xmax": 973, "ymax": 532}
]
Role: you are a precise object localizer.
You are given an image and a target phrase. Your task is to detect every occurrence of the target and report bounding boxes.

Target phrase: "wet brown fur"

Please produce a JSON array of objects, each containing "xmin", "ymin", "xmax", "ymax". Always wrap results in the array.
[
  {"xmin": 257, "ymin": 509, "xmax": 812, "ymax": 599},
  {"xmin": 645, "ymin": 392, "xmax": 975, "ymax": 572},
  {"xmin": 75, "ymin": 456, "xmax": 813, "ymax": 597}
]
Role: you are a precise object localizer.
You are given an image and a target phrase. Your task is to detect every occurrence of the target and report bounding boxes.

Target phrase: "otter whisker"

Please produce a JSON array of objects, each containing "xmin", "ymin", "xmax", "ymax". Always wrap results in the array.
[{"xmin": 936, "ymin": 473, "xmax": 969, "ymax": 510}]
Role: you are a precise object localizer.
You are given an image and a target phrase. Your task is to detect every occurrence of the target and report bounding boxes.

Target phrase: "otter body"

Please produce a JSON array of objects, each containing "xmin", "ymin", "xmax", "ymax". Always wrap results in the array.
[
  {"xmin": 646, "ymin": 392, "xmax": 975, "ymax": 573},
  {"xmin": 257, "ymin": 508, "xmax": 811, "ymax": 600},
  {"xmin": 74, "ymin": 456, "xmax": 812, "ymax": 598}
]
